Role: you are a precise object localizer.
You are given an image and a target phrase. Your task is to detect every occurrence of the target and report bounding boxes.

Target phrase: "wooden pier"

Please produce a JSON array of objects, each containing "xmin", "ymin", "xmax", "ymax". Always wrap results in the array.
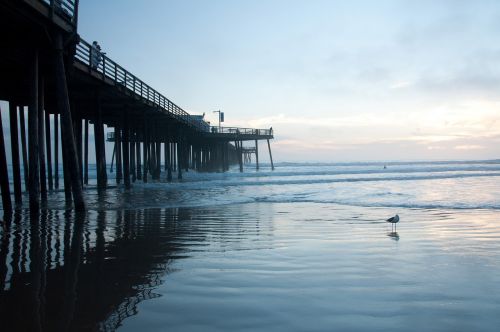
[{"xmin": 0, "ymin": 0, "xmax": 275, "ymax": 212}]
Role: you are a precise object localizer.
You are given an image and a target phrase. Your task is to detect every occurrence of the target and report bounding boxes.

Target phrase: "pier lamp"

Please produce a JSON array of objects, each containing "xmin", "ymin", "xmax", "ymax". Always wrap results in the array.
[{"xmin": 213, "ymin": 110, "xmax": 224, "ymax": 132}]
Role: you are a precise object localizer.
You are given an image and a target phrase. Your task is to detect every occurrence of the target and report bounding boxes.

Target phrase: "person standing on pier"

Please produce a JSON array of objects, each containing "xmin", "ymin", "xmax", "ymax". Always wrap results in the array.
[{"xmin": 91, "ymin": 41, "xmax": 104, "ymax": 70}]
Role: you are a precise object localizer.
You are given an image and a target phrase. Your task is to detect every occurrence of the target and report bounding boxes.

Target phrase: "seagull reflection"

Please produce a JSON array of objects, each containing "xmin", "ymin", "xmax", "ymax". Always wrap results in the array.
[{"xmin": 387, "ymin": 231, "xmax": 400, "ymax": 241}]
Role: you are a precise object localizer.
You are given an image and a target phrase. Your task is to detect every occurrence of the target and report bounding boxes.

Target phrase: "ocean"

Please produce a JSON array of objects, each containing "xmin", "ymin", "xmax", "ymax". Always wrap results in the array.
[{"xmin": 1, "ymin": 160, "xmax": 500, "ymax": 331}]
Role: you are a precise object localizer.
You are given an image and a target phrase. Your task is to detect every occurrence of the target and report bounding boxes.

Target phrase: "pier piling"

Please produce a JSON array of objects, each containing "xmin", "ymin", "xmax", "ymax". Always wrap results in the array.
[
  {"xmin": 45, "ymin": 112, "xmax": 53, "ymax": 190},
  {"xmin": 123, "ymin": 112, "xmax": 131, "ymax": 189},
  {"xmin": 28, "ymin": 49, "xmax": 40, "ymax": 210},
  {"xmin": 20, "ymin": 107, "xmax": 29, "ymax": 191},
  {"xmin": 94, "ymin": 94, "xmax": 107, "ymax": 190},
  {"xmin": 9, "ymin": 103, "xmax": 22, "ymax": 205},
  {"xmin": 136, "ymin": 137, "xmax": 141, "ymax": 180},
  {"xmin": 53, "ymin": 114, "xmax": 59, "ymax": 189},
  {"xmin": 54, "ymin": 33, "xmax": 85, "ymax": 210},
  {"xmin": 267, "ymin": 139, "xmax": 274, "ymax": 171},
  {"xmin": 0, "ymin": 106, "xmax": 13, "ymax": 212},
  {"xmin": 83, "ymin": 119, "xmax": 88, "ymax": 185},
  {"xmin": 38, "ymin": 78, "xmax": 47, "ymax": 200}
]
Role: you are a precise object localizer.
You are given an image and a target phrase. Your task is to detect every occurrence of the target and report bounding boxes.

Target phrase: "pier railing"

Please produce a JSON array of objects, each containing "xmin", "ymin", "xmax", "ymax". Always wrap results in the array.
[
  {"xmin": 209, "ymin": 126, "xmax": 273, "ymax": 136},
  {"xmin": 41, "ymin": 0, "xmax": 79, "ymax": 27},
  {"xmin": 75, "ymin": 38, "xmax": 208, "ymax": 131},
  {"xmin": 74, "ymin": 38, "xmax": 273, "ymax": 137}
]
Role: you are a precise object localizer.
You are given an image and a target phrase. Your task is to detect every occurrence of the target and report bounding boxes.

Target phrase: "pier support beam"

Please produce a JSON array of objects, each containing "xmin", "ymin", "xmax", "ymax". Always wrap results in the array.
[
  {"xmin": 53, "ymin": 114, "xmax": 59, "ymax": 189},
  {"xmin": 20, "ymin": 107, "xmax": 29, "ymax": 191},
  {"xmin": 167, "ymin": 140, "xmax": 169, "ymax": 172},
  {"xmin": 122, "ymin": 112, "xmax": 131, "ymax": 189},
  {"xmin": 173, "ymin": 143, "xmax": 177, "ymax": 172},
  {"xmin": 255, "ymin": 140, "xmax": 259, "ymax": 171},
  {"xmin": 267, "ymin": 139, "xmax": 275, "ymax": 171},
  {"xmin": 0, "ymin": 106, "xmax": 12, "ymax": 212},
  {"xmin": 38, "ymin": 78, "xmax": 47, "ymax": 200},
  {"xmin": 74, "ymin": 115, "xmax": 83, "ymax": 186},
  {"xmin": 83, "ymin": 119, "xmax": 88, "ymax": 185},
  {"xmin": 156, "ymin": 140, "xmax": 161, "ymax": 179},
  {"xmin": 61, "ymin": 129, "xmax": 72, "ymax": 203},
  {"xmin": 45, "ymin": 112, "xmax": 53, "ymax": 190},
  {"xmin": 136, "ymin": 137, "xmax": 141, "ymax": 180},
  {"xmin": 177, "ymin": 142, "xmax": 182, "ymax": 180},
  {"xmin": 110, "ymin": 145, "xmax": 115, "ymax": 173},
  {"xmin": 94, "ymin": 94, "xmax": 107, "ymax": 190},
  {"xmin": 28, "ymin": 49, "xmax": 40, "ymax": 210},
  {"xmin": 236, "ymin": 141, "xmax": 243, "ymax": 172},
  {"xmin": 130, "ymin": 129, "xmax": 136, "ymax": 183},
  {"xmin": 54, "ymin": 33, "xmax": 85, "ymax": 210},
  {"xmin": 115, "ymin": 125, "xmax": 122, "ymax": 184},
  {"xmin": 166, "ymin": 137, "xmax": 172, "ymax": 182},
  {"xmin": 9, "ymin": 103, "xmax": 22, "ymax": 205},
  {"xmin": 142, "ymin": 118, "xmax": 148, "ymax": 182}
]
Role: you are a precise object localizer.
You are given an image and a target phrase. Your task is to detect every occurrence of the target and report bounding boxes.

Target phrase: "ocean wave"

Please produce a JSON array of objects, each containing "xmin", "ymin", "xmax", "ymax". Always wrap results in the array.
[
  {"xmin": 196, "ymin": 165, "xmax": 500, "ymax": 180},
  {"xmin": 253, "ymin": 196, "xmax": 500, "ymax": 210},
  {"xmin": 173, "ymin": 171, "xmax": 500, "ymax": 189}
]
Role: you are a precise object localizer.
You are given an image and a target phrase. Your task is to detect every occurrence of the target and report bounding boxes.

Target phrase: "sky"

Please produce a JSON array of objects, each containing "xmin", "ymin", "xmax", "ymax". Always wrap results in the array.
[{"xmin": 3, "ymin": 0, "xmax": 500, "ymax": 163}]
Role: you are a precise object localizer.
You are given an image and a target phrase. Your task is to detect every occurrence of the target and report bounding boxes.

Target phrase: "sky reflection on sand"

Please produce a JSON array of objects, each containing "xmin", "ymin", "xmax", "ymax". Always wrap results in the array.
[{"xmin": 1, "ymin": 203, "xmax": 500, "ymax": 331}]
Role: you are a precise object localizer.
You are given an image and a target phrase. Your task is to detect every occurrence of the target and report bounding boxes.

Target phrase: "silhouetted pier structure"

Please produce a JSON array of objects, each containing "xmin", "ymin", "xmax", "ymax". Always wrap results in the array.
[{"xmin": 0, "ymin": 0, "xmax": 275, "ymax": 212}]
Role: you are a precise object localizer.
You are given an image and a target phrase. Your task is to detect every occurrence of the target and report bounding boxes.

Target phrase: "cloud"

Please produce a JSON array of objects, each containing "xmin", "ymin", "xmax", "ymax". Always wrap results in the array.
[
  {"xmin": 454, "ymin": 144, "xmax": 485, "ymax": 150},
  {"xmin": 390, "ymin": 81, "xmax": 412, "ymax": 89}
]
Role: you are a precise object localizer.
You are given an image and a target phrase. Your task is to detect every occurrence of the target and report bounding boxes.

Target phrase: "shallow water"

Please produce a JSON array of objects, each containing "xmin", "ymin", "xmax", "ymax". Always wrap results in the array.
[{"xmin": 1, "ymin": 161, "xmax": 500, "ymax": 331}]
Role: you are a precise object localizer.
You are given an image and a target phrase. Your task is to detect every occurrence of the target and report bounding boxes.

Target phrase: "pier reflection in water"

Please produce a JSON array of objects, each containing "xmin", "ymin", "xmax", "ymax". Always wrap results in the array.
[{"xmin": 0, "ymin": 206, "xmax": 270, "ymax": 331}]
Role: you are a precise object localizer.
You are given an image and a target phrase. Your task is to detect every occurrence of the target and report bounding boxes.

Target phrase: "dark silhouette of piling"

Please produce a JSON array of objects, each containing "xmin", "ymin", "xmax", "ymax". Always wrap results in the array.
[
  {"xmin": 19, "ymin": 107, "xmax": 29, "ymax": 192},
  {"xmin": 123, "ymin": 112, "xmax": 131, "ymax": 189},
  {"xmin": 142, "ymin": 118, "xmax": 148, "ymax": 182},
  {"xmin": 83, "ymin": 119, "xmax": 88, "ymax": 185},
  {"xmin": 0, "ymin": 106, "xmax": 13, "ymax": 212},
  {"xmin": 94, "ymin": 94, "xmax": 107, "ymax": 190},
  {"xmin": 9, "ymin": 103, "xmax": 22, "ymax": 205},
  {"xmin": 45, "ymin": 112, "xmax": 53, "ymax": 190},
  {"xmin": 136, "ymin": 138, "xmax": 141, "ymax": 180},
  {"xmin": 38, "ymin": 77, "xmax": 47, "ymax": 200},
  {"xmin": 130, "ymin": 129, "xmax": 136, "ymax": 183},
  {"xmin": 177, "ymin": 141, "xmax": 182, "ymax": 180},
  {"xmin": 255, "ymin": 140, "xmax": 259, "ymax": 170},
  {"xmin": 115, "ymin": 125, "xmax": 122, "ymax": 184},
  {"xmin": 28, "ymin": 49, "xmax": 40, "ymax": 210},
  {"xmin": 53, "ymin": 114, "xmax": 59, "ymax": 189},
  {"xmin": 267, "ymin": 139, "xmax": 274, "ymax": 171},
  {"xmin": 54, "ymin": 33, "xmax": 85, "ymax": 210}
]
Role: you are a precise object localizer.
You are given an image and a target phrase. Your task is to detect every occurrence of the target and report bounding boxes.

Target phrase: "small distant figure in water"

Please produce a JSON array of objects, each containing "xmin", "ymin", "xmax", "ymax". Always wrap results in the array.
[
  {"xmin": 90, "ymin": 41, "xmax": 104, "ymax": 70},
  {"xmin": 386, "ymin": 214, "xmax": 399, "ymax": 231},
  {"xmin": 383, "ymin": 165, "xmax": 387, "ymax": 169}
]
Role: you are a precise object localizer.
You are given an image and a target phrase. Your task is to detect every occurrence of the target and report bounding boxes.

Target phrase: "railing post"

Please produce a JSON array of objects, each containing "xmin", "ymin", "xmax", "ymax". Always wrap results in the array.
[
  {"xmin": 49, "ymin": 0, "xmax": 55, "ymax": 19},
  {"xmin": 88, "ymin": 44, "xmax": 92, "ymax": 73},
  {"xmin": 102, "ymin": 56, "xmax": 106, "ymax": 80},
  {"xmin": 114, "ymin": 64, "xmax": 117, "ymax": 82},
  {"xmin": 74, "ymin": 0, "xmax": 80, "ymax": 29}
]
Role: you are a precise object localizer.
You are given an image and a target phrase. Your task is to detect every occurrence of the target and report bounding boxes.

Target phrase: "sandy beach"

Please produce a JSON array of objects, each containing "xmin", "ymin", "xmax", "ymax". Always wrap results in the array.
[{"xmin": 2, "ymin": 161, "xmax": 500, "ymax": 331}]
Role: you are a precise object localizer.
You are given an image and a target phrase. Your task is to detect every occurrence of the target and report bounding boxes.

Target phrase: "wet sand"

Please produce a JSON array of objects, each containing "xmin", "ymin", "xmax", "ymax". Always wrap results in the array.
[{"xmin": 1, "ymin": 202, "xmax": 500, "ymax": 331}]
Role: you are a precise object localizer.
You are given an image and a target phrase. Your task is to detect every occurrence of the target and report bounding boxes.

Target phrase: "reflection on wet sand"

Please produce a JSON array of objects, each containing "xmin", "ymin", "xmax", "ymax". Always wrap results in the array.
[
  {"xmin": 0, "ymin": 207, "xmax": 258, "ymax": 331},
  {"xmin": 387, "ymin": 231, "xmax": 400, "ymax": 241}
]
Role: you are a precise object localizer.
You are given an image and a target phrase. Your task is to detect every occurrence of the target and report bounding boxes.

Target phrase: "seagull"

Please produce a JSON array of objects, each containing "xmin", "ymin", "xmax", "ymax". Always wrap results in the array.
[{"xmin": 386, "ymin": 214, "xmax": 399, "ymax": 231}]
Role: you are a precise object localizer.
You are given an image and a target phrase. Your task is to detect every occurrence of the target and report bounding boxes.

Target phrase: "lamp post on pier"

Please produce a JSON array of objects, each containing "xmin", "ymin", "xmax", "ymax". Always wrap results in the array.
[{"xmin": 213, "ymin": 110, "xmax": 224, "ymax": 132}]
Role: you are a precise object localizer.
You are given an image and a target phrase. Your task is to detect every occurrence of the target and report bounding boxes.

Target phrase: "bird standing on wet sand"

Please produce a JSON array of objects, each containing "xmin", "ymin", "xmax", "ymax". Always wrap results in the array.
[{"xmin": 386, "ymin": 214, "xmax": 399, "ymax": 231}]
